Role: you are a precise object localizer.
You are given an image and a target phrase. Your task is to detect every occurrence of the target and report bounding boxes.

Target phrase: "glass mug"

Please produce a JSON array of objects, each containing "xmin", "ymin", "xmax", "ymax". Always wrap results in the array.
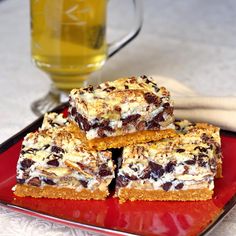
[{"xmin": 30, "ymin": 0, "xmax": 143, "ymax": 116}]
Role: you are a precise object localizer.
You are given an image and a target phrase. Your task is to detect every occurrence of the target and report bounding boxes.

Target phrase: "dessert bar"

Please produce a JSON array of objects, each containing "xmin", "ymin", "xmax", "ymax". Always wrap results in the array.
[
  {"xmin": 69, "ymin": 76, "xmax": 176, "ymax": 150},
  {"xmin": 116, "ymin": 122, "xmax": 222, "ymax": 202},
  {"xmin": 14, "ymin": 113, "xmax": 115, "ymax": 200}
]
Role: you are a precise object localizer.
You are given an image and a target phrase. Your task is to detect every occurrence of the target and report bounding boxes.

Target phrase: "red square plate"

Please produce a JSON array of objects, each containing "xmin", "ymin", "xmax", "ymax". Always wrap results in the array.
[{"xmin": 0, "ymin": 103, "xmax": 236, "ymax": 236}]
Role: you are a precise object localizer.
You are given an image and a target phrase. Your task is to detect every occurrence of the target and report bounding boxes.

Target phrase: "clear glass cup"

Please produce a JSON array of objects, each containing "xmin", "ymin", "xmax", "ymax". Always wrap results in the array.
[{"xmin": 30, "ymin": 0, "xmax": 143, "ymax": 116}]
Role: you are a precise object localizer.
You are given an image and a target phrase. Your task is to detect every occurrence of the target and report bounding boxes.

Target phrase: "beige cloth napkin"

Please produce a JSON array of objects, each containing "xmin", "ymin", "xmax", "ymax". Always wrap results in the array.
[{"xmin": 153, "ymin": 75, "xmax": 236, "ymax": 132}]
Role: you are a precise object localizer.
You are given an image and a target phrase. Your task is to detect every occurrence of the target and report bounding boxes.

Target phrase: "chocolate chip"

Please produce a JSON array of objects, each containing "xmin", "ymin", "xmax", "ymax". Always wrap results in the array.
[
  {"xmin": 162, "ymin": 182, "xmax": 172, "ymax": 191},
  {"xmin": 23, "ymin": 148, "xmax": 38, "ymax": 154},
  {"xmin": 129, "ymin": 164, "xmax": 138, "ymax": 172},
  {"xmin": 175, "ymin": 183, "xmax": 184, "ymax": 190},
  {"xmin": 147, "ymin": 112, "xmax": 164, "ymax": 129},
  {"xmin": 28, "ymin": 177, "xmax": 41, "ymax": 187},
  {"xmin": 79, "ymin": 180, "xmax": 88, "ymax": 188},
  {"xmin": 183, "ymin": 166, "xmax": 189, "ymax": 174},
  {"xmin": 149, "ymin": 161, "xmax": 164, "ymax": 178},
  {"xmin": 94, "ymin": 120, "xmax": 114, "ymax": 134},
  {"xmin": 165, "ymin": 106, "xmax": 174, "ymax": 115},
  {"xmin": 71, "ymin": 107, "xmax": 76, "ymax": 116},
  {"xmin": 175, "ymin": 123, "xmax": 181, "ymax": 131},
  {"xmin": 194, "ymin": 146, "xmax": 208, "ymax": 153},
  {"xmin": 198, "ymin": 159, "xmax": 207, "ymax": 167},
  {"xmin": 214, "ymin": 143, "xmax": 221, "ymax": 154},
  {"xmin": 153, "ymin": 112, "xmax": 164, "ymax": 122},
  {"xmin": 198, "ymin": 153, "xmax": 208, "ymax": 158},
  {"xmin": 140, "ymin": 167, "xmax": 151, "ymax": 179},
  {"xmin": 165, "ymin": 161, "xmax": 176, "ymax": 173},
  {"xmin": 209, "ymin": 144, "xmax": 214, "ymax": 150},
  {"xmin": 141, "ymin": 76, "xmax": 160, "ymax": 92},
  {"xmin": 135, "ymin": 121, "xmax": 145, "ymax": 131},
  {"xmin": 97, "ymin": 128, "xmax": 107, "ymax": 137},
  {"xmin": 48, "ymin": 120, "xmax": 60, "ymax": 128},
  {"xmin": 17, "ymin": 178, "xmax": 25, "ymax": 184},
  {"xmin": 91, "ymin": 118, "xmax": 100, "ymax": 129},
  {"xmin": 75, "ymin": 114, "xmax": 91, "ymax": 131},
  {"xmin": 141, "ymin": 75, "xmax": 157, "ymax": 86},
  {"xmin": 147, "ymin": 120, "xmax": 160, "ymax": 129},
  {"xmin": 209, "ymin": 158, "xmax": 217, "ymax": 172},
  {"xmin": 163, "ymin": 102, "xmax": 170, "ymax": 108},
  {"xmin": 17, "ymin": 173, "xmax": 29, "ymax": 185},
  {"xmin": 20, "ymin": 158, "xmax": 35, "ymax": 170},
  {"xmin": 80, "ymin": 116, "xmax": 91, "ymax": 131},
  {"xmin": 125, "ymin": 174, "xmax": 138, "ymax": 180},
  {"xmin": 185, "ymin": 159, "xmax": 196, "ymax": 165},
  {"xmin": 114, "ymin": 106, "xmax": 121, "ymax": 112},
  {"xmin": 103, "ymin": 86, "xmax": 116, "ymax": 92},
  {"xmin": 43, "ymin": 144, "xmax": 50, "ymax": 150},
  {"xmin": 109, "ymin": 86, "xmax": 116, "ymax": 90},
  {"xmin": 153, "ymin": 85, "xmax": 160, "ymax": 93},
  {"xmin": 51, "ymin": 146, "xmax": 64, "ymax": 153},
  {"xmin": 99, "ymin": 169, "xmax": 112, "ymax": 177},
  {"xmin": 144, "ymin": 92, "xmax": 160, "ymax": 106},
  {"xmin": 129, "ymin": 77, "xmax": 137, "ymax": 83},
  {"xmin": 122, "ymin": 114, "xmax": 141, "ymax": 125},
  {"xmin": 99, "ymin": 164, "xmax": 112, "ymax": 177},
  {"xmin": 47, "ymin": 159, "xmax": 59, "ymax": 167},
  {"xmin": 141, "ymin": 75, "xmax": 148, "ymax": 79},
  {"xmin": 116, "ymin": 175, "xmax": 129, "ymax": 187},
  {"xmin": 43, "ymin": 178, "xmax": 56, "ymax": 185},
  {"xmin": 104, "ymin": 126, "xmax": 114, "ymax": 132},
  {"xmin": 148, "ymin": 112, "xmax": 165, "ymax": 129},
  {"xmin": 100, "ymin": 120, "xmax": 109, "ymax": 127},
  {"xmin": 176, "ymin": 148, "xmax": 185, "ymax": 153},
  {"xmin": 83, "ymin": 85, "xmax": 94, "ymax": 92},
  {"xmin": 201, "ymin": 133, "xmax": 210, "ymax": 142}
]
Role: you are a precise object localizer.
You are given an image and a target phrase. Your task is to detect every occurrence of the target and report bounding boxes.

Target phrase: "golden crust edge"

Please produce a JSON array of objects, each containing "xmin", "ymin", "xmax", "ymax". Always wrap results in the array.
[
  {"xmin": 68, "ymin": 123, "xmax": 177, "ymax": 150},
  {"xmin": 14, "ymin": 184, "xmax": 109, "ymax": 200},
  {"xmin": 117, "ymin": 188, "xmax": 214, "ymax": 203}
]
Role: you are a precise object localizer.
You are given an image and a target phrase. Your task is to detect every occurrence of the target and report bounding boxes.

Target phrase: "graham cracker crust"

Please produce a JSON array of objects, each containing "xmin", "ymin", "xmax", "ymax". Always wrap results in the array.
[
  {"xmin": 117, "ymin": 188, "xmax": 214, "ymax": 203},
  {"xmin": 69, "ymin": 124, "xmax": 177, "ymax": 151},
  {"xmin": 14, "ymin": 184, "xmax": 108, "ymax": 200}
]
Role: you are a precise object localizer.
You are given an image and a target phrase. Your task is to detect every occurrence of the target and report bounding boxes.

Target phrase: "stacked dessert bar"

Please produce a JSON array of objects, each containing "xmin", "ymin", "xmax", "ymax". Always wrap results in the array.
[
  {"xmin": 69, "ymin": 76, "xmax": 176, "ymax": 150},
  {"xmin": 14, "ymin": 76, "xmax": 222, "ymax": 202}
]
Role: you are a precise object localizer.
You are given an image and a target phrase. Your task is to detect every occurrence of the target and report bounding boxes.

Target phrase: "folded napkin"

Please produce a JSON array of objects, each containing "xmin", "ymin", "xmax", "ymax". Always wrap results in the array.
[{"xmin": 153, "ymin": 75, "xmax": 236, "ymax": 132}]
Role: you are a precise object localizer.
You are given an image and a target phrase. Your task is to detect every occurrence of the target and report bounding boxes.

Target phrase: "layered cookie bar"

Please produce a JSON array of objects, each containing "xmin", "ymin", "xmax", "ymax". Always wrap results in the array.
[
  {"xmin": 14, "ymin": 113, "xmax": 115, "ymax": 200},
  {"xmin": 175, "ymin": 120, "xmax": 223, "ymax": 178},
  {"xmin": 116, "ymin": 122, "xmax": 221, "ymax": 203},
  {"xmin": 69, "ymin": 76, "xmax": 176, "ymax": 150}
]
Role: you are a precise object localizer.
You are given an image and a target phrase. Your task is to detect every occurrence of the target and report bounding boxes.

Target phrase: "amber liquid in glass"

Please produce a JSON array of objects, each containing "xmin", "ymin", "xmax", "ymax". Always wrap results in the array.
[{"xmin": 31, "ymin": 0, "xmax": 107, "ymax": 89}]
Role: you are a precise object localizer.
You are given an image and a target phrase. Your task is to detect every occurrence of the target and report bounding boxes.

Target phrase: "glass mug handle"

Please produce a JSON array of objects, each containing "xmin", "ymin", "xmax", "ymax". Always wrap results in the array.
[{"xmin": 107, "ymin": 0, "xmax": 143, "ymax": 58}]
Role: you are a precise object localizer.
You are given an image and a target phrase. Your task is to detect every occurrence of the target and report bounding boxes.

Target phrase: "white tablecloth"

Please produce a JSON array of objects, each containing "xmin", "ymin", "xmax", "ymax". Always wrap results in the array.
[{"xmin": 1, "ymin": 0, "xmax": 236, "ymax": 235}]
